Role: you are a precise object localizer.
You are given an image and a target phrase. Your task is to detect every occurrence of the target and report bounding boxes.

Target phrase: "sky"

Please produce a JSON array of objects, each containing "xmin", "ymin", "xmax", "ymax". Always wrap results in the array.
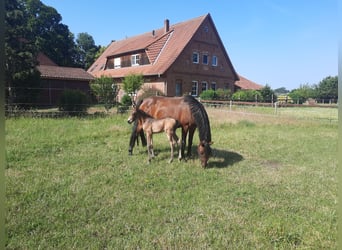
[{"xmin": 41, "ymin": 0, "xmax": 338, "ymax": 91}]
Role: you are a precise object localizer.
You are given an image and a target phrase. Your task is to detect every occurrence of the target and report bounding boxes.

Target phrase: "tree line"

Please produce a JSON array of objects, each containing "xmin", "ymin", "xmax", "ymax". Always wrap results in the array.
[{"xmin": 200, "ymin": 76, "xmax": 338, "ymax": 104}]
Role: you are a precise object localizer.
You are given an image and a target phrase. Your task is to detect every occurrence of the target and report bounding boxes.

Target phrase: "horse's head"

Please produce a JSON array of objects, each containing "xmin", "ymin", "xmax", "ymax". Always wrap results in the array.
[{"xmin": 197, "ymin": 140, "xmax": 213, "ymax": 168}]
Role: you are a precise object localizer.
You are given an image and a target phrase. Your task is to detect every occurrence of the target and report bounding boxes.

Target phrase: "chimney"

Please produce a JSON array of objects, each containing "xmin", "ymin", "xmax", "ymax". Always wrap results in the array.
[{"xmin": 164, "ymin": 19, "xmax": 169, "ymax": 33}]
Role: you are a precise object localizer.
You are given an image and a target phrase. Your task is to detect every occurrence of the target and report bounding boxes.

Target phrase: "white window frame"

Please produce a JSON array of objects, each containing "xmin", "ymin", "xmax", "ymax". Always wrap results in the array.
[
  {"xmin": 191, "ymin": 81, "xmax": 198, "ymax": 96},
  {"xmin": 131, "ymin": 54, "xmax": 140, "ymax": 66},
  {"xmin": 212, "ymin": 55, "xmax": 218, "ymax": 66},
  {"xmin": 192, "ymin": 52, "xmax": 199, "ymax": 64},
  {"xmin": 114, "ymin": 57, "xmax": 121, "ymax": 69}
]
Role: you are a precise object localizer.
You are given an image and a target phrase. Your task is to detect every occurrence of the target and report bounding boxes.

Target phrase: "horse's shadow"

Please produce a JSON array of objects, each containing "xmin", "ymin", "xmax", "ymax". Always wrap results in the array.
[
  {"xmin": 130, "ymin": 144, "xmax": 243, "ymax": 169},
  {"xmin": 207, "ymin": 148, "xmax": 243, "ymax": 169}
]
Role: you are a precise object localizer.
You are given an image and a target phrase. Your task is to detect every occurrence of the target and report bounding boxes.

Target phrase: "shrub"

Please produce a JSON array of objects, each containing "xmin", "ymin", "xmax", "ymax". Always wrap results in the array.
[
  {"xmin": 58, "ymin": 89, "xmax": 90, "ymax": 115},
  {"xmin": 232, "ymin": 89, "xmax": 262, "ymax": 102},
  {"xmin": 216, "ymin": 88, "xmax": 231, "ymax": 100},
  {"xmin": 121, "ymin": 94, "xmax": 132, "ymax": 106},
  {"xmin": 90, "ymin": 76, "xmax": 118, "ymax": 112},
  {"xmin": 200, "ymin": 89, "xmax": 218, "ymax": 100}
]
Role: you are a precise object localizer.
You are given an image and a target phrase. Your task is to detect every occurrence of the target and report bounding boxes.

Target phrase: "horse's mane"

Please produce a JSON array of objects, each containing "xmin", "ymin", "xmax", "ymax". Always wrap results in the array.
[{"xmin": 183, "ymin": 95, "xmax": 211, "ymax": 143}]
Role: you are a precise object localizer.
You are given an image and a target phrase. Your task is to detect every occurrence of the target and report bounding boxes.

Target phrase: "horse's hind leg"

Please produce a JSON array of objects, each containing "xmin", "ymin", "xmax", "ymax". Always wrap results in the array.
[
  {"xmin": 172, "ymin": 132, "xmax": 181, "ymax": 162},
  {"xmin": 146, "ymin": 134, "xmax": 153, "ymax": 163},
  {"xmin": 166, "ymin": 132, "xmax": 174, "ymax": 163}
]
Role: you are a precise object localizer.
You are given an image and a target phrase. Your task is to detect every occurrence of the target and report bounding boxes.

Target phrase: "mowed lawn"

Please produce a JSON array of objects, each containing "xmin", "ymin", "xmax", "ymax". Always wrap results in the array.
[{"xmin": 5, "ymin": 107, "xmax": 337, "ymax": 249}]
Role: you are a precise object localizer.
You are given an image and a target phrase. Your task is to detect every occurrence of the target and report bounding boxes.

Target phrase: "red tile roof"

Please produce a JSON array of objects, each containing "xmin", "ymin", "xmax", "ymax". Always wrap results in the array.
[
  {"xmin": 38, "ymin": 65, "xmax": 94, "ymax": 81},
  {"xmin": 88, "ymin": 14, "xmax": 239, "ymax": 81},
  {"xmin": 235, "ymin": 75, "xmax": 263, "ymax": 90},
  {"xmin": 37, "ymin": 52, "xmax": 94, "ymax": 81}
]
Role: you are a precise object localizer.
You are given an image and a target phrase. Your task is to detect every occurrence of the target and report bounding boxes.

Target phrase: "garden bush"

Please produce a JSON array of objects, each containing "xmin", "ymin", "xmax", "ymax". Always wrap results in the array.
[
  {"xmin": 58, "ymin": 89, "xmax": 90, "ymax": 115},
  {"xmin": 200, "ymin": 89, "xmax": 218, "ymax": 100}
]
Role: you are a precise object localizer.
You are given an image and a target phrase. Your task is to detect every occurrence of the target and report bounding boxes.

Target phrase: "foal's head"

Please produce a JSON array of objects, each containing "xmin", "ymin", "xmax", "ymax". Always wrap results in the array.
[{"xmin": 127, "ymin": 109, "xmax": 138, "ymax": 124}]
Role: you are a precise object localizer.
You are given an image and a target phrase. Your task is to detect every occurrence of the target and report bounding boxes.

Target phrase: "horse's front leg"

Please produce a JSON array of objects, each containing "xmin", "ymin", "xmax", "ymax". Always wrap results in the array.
[
  {"xmin": 179, "ymin": 128, "xmax": 188, "ymax": 161},
  {"xmin": 187, "ymin": 127, "xmax": 196, "ymax": 158},
  {"xmin": 150, "ymin": 136, "xmax": 155, "ymax": 158},
  {"xmin": 147, "ymin": 134, "xmax": 153, "ymax": 163}
]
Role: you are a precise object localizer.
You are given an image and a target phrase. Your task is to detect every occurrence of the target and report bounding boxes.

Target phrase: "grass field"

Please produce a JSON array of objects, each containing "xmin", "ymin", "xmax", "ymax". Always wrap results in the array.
[{"xmin": 5, "ymin": 106, "xmax": 337, "ymax": 249}]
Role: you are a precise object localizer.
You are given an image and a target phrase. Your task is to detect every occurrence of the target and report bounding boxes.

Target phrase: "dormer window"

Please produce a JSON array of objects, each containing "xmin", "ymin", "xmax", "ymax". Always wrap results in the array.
[
  {"xmin": 131, "ymin": 54, "xmax": 140, "ymax": 66},
  {"xmin": 114, "ymin": 58, "xmax": 121, "ymax": 68}
]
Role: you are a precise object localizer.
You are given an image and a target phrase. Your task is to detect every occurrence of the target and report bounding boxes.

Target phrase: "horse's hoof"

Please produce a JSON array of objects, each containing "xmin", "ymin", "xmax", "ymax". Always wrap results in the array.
[{"xmin": 168, "ymin": 159, "xmax": 173, "ymax": 163}]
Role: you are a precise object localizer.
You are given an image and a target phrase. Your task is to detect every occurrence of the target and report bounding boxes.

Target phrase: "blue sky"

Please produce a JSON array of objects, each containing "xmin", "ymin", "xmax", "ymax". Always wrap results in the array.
[{"xmin": 41, "ymin": 0, "xmax": 338, "ymax": 90}]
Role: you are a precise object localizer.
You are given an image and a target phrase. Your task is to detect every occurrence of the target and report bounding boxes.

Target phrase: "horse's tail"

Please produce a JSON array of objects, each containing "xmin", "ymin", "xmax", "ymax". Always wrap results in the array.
[{"xmin": 184, "ymin": 95, "xmax": 212, "ymax": 143}]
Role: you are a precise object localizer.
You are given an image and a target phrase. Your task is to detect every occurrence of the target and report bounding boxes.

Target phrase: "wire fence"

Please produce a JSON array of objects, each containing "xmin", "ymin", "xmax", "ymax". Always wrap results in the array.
[
  {"xmin": 4, "ymin": 84, "xmax": 338, "ymax": 122},
  {"xmin": 200, "ymin": 100, "xmax": 338, "ymax": 123}
]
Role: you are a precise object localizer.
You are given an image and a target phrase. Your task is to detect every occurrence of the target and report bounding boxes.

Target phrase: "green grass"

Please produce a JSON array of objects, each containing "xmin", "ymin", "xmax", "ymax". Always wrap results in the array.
[{"xmin": 5, "ymin": 107, "xmax": 337, "ymax": 249}]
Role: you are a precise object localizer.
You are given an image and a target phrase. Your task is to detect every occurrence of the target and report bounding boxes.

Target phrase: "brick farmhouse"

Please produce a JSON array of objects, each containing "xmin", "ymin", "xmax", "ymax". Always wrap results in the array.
[{"xmin": 88, "ymin": 13, "xmax": 262, "ymax": 99}]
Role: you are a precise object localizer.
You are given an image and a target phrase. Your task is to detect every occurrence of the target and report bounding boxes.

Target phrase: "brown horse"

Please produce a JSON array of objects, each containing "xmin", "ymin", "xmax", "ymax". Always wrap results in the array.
[
  {"xmin": 128, "ymin": 95, "xmax": 212, "ymax": 168},
  {"xmin": 127, "ymin": 108, "xmax": 180, "ymax": 163}
]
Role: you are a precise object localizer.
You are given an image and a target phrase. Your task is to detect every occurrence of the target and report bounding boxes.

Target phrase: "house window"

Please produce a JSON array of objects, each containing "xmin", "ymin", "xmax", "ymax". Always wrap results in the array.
[
  {"xmin": 106, "ymin": 58, "xmax": 114, "ymax": 69},
  {"xmin": 212, "ymin": 55, "xmax": 218, "ymax": 66},
  {"xmin": 114, "ymin": 57, "xmax": 121, "ymax": 69},
  {"xmin": 202, "ymin": 53, "xmax": 208, "ymax": 65},
  {"xmin": 191, "ymin": 81, "xmax": 198, "ymax": 96},
  {"xmin": 201, "ymin": 81, "xmax": 208, "ymax": 92},
  {"xmin": 131, "ymin": 54, "xmax": 140, "ymax": 66},
  {"xmin": 211, "ymin": 82, "xmax": 217, "ymax": 91},
  {"xmin": 192, "ymin": 52, "xmax": 199, "ymax": 64},
  {"xmin": 175, "ymin": 81, "xmax": 182, "ymax": 96}
]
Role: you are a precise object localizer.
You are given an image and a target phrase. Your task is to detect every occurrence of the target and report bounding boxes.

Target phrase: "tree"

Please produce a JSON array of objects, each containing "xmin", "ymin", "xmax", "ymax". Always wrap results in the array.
[
  {"xmin": 274, "ymin": 87, "xmax": 289, "ymax": 95},
  {"xmin": 288, "ymin": 84, "xmax": 315, "ymax": 104},
  {"xmin": 25, "ymin": 0, "xmax": 78, "ymax": 66},
  {"xmin": 75, "ymin": 32, "xmax": 99, "ymax": 69},
  {"xmin": 90, "ymin": 76, "xmax": 119, "ymax": 112},
  {"xmin": 315, "ymin": 76, "xmax": 338, "ymax": 103},
  {"xmin": 259, "ymin": 84, "xmax": 275, "ymax": 103},
  {"xmin": 5, "ymin": 0, "xmax": 41, "ymax": 108},
  {"xmin": 122, "ymin": 73, "xmax": 144, "ymax": 102}
]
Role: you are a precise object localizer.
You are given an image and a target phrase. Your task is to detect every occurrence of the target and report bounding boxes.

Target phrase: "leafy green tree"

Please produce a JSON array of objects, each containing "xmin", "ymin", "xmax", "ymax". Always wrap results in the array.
[
  {"xmin": 274, "ymin": 87, "xmax": 289, "ymax": 95},
  {"xmin": 288, "ymin": 84, "xmax": 316, "ymax": 104},
  {"xmin": 5, "ymin": 0, "xmax": 41, "ymax": 107},
  {"xmin": 122, "ymin": 73, "xmax": 144, "ymax": 102},
  {"xmin": 315, "ymin": 76, "xmax": 338, "ymax": 102},
  {"xmin": 259, "ymin": 84, "xmax": 275, "ymax": 103},
  {"xmin": 25, "ymin": 0, "xmax": 78, "ymax": 66},
  {"xmin": 94, "ymin": 45, "xmax": 107, "ymax": 61},
  {"xmin": 75, "ymin": 32, "xmax": 99, "ymax": 69},
  {"xmin": 90, "ymin": 76, "xmax": 119, "ymax": 112}
]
